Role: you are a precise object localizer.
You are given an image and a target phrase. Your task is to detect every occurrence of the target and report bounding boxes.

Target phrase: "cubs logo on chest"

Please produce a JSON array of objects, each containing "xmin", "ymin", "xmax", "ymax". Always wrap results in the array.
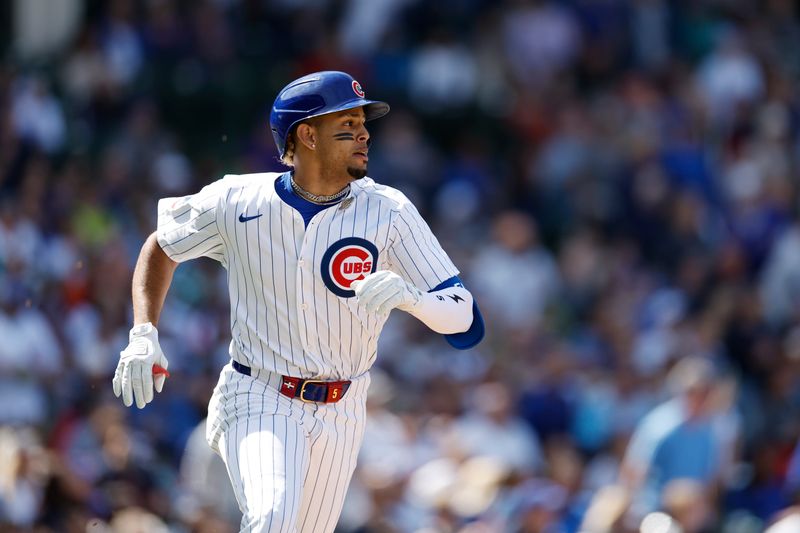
[{"xmin": 320, "ymin": 237, "xmax": 379, "ymax": 297}]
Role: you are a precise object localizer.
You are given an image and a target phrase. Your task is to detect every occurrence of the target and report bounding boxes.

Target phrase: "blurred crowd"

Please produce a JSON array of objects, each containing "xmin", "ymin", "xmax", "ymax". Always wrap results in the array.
[{"xmin": 3, "ymin": 0, "xmax": 800, "ymax": 531}]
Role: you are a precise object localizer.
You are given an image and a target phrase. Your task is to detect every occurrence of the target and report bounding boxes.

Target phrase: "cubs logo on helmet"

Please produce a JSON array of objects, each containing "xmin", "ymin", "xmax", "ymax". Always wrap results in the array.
[
  {"xmin": 321, "ymin": 237, "xmax": 379, "ymax": 297},
  {"xmin": 352, "ymin": 80, "xmax": 365, "ymax": 98}
]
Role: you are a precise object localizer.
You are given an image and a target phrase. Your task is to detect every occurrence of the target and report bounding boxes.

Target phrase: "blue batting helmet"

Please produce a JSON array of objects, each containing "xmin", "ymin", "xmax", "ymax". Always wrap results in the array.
[{"xmin": 270, "ymin": 71, "xmax": 390, "ymax": 157}]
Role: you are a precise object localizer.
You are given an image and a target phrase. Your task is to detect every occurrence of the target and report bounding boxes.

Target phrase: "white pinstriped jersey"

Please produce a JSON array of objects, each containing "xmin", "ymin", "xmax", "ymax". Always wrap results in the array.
[{"xmin": 156, "ymin": 172, "xmax": 459, "ymax": 380}]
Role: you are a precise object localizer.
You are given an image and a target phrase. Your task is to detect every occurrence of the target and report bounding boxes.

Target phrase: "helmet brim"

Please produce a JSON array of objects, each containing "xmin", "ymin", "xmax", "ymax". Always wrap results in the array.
[{"xmin": 300, "ymin": 99, "xmax": 390, "ymax": 125}]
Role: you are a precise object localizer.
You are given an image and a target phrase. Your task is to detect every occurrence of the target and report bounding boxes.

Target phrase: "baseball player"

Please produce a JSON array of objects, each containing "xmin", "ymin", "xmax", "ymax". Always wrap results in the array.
[{"xmin": 112, "ymin": 71, "xmax": 484, "ymax": 532}]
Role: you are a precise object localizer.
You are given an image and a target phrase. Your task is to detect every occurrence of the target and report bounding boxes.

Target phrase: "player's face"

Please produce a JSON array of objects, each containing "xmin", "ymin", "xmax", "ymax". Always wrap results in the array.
[{"xmin": 315, "ymin": 108, "xmax": 370, "ymax": 180}]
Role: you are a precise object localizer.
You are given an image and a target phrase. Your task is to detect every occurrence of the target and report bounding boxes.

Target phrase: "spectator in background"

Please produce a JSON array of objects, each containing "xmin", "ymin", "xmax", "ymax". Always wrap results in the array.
[
  {"xmin": 661, "ymin": 478, "xmax": 715, "ymax": 533},
  {"xmin": 0, "ymin": 1, "xmax": 799, "ymax": 530},
  {"xmin": 0, "ymin": 427, "xmax": 48, "ymax": 528},
  {"xmin": 470, "ymin": 211, "xmax": 560, "ymax": 338},
  {"xmin": 0, "ymin": 278, "xmax": 62, "ymax": 427},
  {"xmin": 9, "ymin": 76, "xmax": 66, "ymax": 154},
  {"xmin": 506, "ymin": 478, "xmax": 569, "ymax": 533},
  {"xmin": 408, "ymin": 28, "xmax": 479, "ymax": 113},
  {"xmin": 367, "ymin": 110, "xmax": 442, "ymax": 197},
  {"xmin": 447, "ymin": 381, "xmax": 544, "ymax": 476},
  {"xmin": 620, "ymin": 357, "xmax": 739, "ymax": 519},
  {"xmin": 578, "ymin": 484, "xmax": 632, "ymax": 533},
  {"xmin": 108, "ymin": 506, "xmax": 169, "ymax": 533},
  {"xmin": 760, "ymin": 224, "xmax": 800, "ymax": 326},
  {"xmin": 337, "ymin": 0, "xmax": 412, "ymax": 57},
  {"xmin": 500, "ymin": 0, "xmax": 581, "ymax": 90},
  {"xmin": 724, "ymin": 439, "xmax": 789, "ymax": 527},
  {"xmin": 695, "ymin": 29, "xmax": 764, "ymax": 127}
]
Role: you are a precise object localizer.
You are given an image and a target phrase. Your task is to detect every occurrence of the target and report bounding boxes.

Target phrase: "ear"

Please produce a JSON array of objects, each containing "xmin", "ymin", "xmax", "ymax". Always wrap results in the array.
[{"xmin": 295, "ymin": 122, "xmax": 317, "ymax": 150}]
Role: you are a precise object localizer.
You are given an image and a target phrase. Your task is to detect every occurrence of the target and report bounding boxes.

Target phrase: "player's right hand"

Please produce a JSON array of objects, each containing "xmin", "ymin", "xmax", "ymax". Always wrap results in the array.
[{"xmin": 112, "ymin": 322, "xmax": 169, "ymax": 409}]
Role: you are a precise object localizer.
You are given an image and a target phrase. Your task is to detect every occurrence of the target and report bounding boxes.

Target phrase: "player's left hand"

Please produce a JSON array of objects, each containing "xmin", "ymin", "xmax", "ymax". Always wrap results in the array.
[
  {"xmin": 351, "ymin": 270, "xmax": 422, "ymax": 316},
  {"xmin": 112, "ymin": 322, "xmax": 169, "ymax": 409}
]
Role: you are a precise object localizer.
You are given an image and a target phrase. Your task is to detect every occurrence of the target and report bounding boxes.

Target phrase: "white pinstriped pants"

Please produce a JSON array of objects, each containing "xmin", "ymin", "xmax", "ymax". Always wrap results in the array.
[{"xmin": 206, "ymin": 363, "xmax": 370, "ymax": 533}]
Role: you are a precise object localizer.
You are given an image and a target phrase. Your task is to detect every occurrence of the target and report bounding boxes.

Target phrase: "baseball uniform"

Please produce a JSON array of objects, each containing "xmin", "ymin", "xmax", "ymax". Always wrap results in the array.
[{"xmin": 156, "ymin": 171, "xmax": 483, "ymax": 531}]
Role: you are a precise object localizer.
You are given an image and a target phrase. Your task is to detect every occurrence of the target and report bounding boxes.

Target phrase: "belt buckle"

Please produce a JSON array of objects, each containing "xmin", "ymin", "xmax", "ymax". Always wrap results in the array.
[{"xmin": 299, "ymin": 380, "xmax": 326, "ymax": 403}]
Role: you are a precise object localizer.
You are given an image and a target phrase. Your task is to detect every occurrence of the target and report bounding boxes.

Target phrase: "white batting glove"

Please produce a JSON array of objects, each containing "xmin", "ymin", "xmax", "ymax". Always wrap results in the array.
[
  {"xmin": 351, "ymin": 270, "xmax": 423, "ymax": 316},
  {"xmin": 112, "ymin": 322, "xmax": 169, "ymax": 409}
]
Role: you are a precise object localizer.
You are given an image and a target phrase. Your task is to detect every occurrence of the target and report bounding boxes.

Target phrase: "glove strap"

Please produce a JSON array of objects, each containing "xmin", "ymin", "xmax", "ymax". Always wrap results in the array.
[{"xmin": 130, "ymin": 322, "xmax": 156, "ymax": 339}]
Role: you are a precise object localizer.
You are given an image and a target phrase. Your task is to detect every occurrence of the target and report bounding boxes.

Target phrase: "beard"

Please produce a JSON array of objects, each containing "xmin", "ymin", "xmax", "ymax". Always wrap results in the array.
[{"xmin": 347, "ymin": 166, "xmax": 367, "ymax": 180}]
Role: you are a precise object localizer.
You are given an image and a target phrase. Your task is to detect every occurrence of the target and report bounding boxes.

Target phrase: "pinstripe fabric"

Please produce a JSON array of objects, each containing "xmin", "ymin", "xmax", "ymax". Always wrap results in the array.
[
  {"xmin": 157, "ymin": 173, "xmax": 457, "ymax": 531},
  {"xmin": 207, "ymin": 364, "xmax": 370, "ymax": 532}
]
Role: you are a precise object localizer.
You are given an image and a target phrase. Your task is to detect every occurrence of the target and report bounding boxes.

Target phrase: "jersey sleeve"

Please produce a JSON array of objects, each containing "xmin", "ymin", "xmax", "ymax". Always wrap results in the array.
[
  {"xmin": 156, "ymin": 179, "xmax": 228, "ymax": 264},
  {"xmin": 387, "ymin": 200, "xmax": 459, "ymax": 291}
]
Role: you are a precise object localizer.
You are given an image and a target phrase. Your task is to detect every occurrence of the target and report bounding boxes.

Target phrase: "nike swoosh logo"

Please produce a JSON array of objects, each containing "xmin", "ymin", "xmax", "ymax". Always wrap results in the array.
[{"xmin": 238, "ymin": 213, "xmax": 262, "ymax": 223}]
